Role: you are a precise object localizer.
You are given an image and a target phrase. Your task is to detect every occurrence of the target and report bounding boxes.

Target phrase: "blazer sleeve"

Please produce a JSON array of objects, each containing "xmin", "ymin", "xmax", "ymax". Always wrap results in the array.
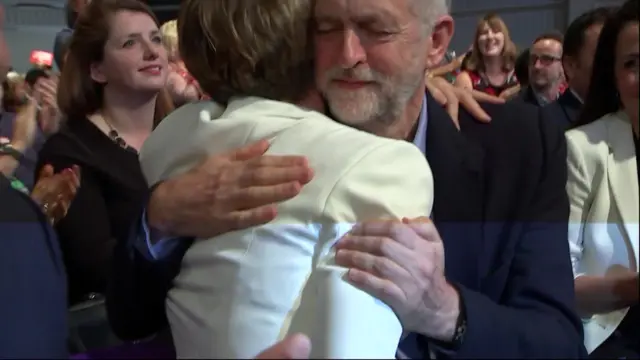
[
  {"xmin": 0, "ymin": 176, "xmax": 68, "ymax": 359},
  {"xmin": 566, "ymin": 131, "xmax": 593, "ymax": 278},
  {"xmin": 106, "ymin": 190, "xmax": 194, "ymax": 341},
  {"xmin": 449, "ymin": 110, "xmax": 586, "ymax": 358},
  {"xmin": 323, "ymin": 140, "xmax": 433, "ymax": 221}
]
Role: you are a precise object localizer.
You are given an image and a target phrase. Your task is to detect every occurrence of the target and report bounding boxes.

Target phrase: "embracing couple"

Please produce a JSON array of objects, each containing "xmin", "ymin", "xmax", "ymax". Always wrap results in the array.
[{"xmin": 107, "ymin": 0, "xmax": 586, "ymax": 358}]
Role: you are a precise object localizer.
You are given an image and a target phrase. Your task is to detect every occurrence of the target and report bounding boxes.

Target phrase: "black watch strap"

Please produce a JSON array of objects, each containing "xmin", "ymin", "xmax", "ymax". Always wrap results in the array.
[{"xmin": 429, "ymin": 286, "xmax": 467, "ymax": 351}]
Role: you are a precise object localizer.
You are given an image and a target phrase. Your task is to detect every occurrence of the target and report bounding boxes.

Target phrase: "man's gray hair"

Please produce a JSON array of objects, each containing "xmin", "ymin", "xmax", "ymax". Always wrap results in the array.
[{"xmin": 412, "ymin": 0, "xmax": 449, "ymax": 32}]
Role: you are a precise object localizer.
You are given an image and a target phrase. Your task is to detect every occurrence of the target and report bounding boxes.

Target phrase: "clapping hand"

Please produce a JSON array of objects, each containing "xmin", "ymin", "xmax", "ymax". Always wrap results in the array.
[
  {"xmin": 31, "ymin": 164, "xmax": 81, "ymax": 224},
  {"xmin": 33, "ymin": 75, "xmax": 62, "ymax": 135}
]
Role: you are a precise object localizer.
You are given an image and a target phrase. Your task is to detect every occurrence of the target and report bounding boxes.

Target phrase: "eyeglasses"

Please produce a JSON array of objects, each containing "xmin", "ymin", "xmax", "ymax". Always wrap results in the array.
[{"xmin": 529, "ymin": 54, "xmax": 561, "ymax": 66}]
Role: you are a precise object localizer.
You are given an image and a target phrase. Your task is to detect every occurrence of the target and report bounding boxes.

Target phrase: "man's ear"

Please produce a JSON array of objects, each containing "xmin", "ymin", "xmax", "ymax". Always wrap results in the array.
[{"xmin": 426, "ymin": 15, "xmax": 454, "ymax": 69}]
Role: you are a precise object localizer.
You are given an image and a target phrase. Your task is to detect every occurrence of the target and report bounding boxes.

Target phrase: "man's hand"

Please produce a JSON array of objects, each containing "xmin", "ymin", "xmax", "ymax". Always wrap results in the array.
[
  {"xmin": 425, "ymin": 76, "xmax": 504, "ymax": 129},
  {"xmin": 335, "ymin": 218, "xmax": 460, "ymax": 341},
  {"xmin": 147, "ymin": 140, "xmax": 314, "ymax": 239},
  {"xmin": 255, "ymin": 334, "xmax": 311, "ymax": 359}
]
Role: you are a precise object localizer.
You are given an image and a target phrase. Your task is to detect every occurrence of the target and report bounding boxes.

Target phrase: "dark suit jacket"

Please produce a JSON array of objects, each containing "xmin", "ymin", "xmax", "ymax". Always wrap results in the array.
[
  {"xmin": 0, "ymin": 175, "xmax": 68, "ymax": 358},
  {"xmin": 107, "ymin": 95, "xmax": 585, "ymax": 358},
  {"xmin": 542, "ymin": 90, "xmax": 583, "ymax": 131},
  {"xmin": 517, "ymin": 85, "xmax": 545, "ymax": 108}
]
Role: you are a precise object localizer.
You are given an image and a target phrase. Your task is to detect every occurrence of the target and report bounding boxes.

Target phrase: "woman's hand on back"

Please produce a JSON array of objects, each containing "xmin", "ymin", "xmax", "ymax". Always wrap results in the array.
[{"xmin": 147, "ymin": 140, "xmax": 314, "ymax": 239}]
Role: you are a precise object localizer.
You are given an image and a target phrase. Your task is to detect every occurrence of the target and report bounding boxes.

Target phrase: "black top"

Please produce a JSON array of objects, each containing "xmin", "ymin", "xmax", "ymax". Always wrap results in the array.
[{"xmin": 36, "ymin": 118, "xmax": 147, "ymax": 305}]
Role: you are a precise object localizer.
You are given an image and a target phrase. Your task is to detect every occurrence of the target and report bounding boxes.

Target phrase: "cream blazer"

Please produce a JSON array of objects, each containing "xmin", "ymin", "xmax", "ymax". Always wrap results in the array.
[
  {"xmin": 566, "ymin": 111, "xmax": 639, "ymax": 353},
  {"xmin": 140, "ymin": 97, "xmax": 434, "ymax": 359}
]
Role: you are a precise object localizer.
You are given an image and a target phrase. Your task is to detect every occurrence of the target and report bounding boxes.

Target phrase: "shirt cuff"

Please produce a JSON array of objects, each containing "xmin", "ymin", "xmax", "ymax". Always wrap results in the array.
[{"xmin": 136, "ymin": 208, "xmax": 180, "ymax": 260}]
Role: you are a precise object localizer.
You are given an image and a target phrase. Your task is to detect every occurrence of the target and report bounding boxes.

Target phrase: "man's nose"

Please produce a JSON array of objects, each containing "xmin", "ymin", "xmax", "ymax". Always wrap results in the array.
[{"xmin": 339, "ymin": 29, "xmax": 366, "ymax": 68}]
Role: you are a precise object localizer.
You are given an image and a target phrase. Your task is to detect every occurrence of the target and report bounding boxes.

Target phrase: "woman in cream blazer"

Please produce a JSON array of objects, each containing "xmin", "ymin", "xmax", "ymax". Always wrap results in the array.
[
  {"xmin": 141, "ymin": 1, "xmax": 432, "ymax": 359},
  {"xmin": 565, "ymin": 2, "xmax": 639, "ymax": 356}
]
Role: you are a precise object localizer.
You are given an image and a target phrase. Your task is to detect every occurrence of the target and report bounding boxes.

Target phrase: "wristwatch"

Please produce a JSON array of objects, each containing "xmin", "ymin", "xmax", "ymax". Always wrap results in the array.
[
  {"xmin": 430, "ymin": 287, "xmax": 468, "ymax": 351},
  {"xmin": 449, "ymin": 302, "xmax": 468, "ymax": 349},
  {"xmin": 0, "ymin": 143, "xmax": 25, "ymax": 161}
]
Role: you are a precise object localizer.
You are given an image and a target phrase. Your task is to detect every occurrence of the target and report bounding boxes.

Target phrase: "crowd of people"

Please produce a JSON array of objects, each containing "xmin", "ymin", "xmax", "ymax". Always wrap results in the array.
[{"xmin": 0, "ymin": 0, "xmax": 638, "ymax": 358}]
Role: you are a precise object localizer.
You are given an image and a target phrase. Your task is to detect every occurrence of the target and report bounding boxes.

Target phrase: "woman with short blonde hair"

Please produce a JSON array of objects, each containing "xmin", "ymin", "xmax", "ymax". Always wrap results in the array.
[{"xmin": 141, "ymin": 0, "xmax": 433, "ymax": 358}]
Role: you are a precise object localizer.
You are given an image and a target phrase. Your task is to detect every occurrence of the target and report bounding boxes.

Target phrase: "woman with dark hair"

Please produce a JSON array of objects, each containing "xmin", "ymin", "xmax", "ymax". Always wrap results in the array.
[
  {"xmin": 37, "ymin": 0, "xmax": 174, "ymax": 305},
  {"xmin": 565, "ymin": 0, "xmax": 639, "ymax": 357}
]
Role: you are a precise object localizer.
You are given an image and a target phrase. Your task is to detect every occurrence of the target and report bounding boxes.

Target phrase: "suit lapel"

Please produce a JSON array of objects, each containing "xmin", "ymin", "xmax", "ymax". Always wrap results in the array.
[
  {"xmin": 520, "ymin": 86, "xmax": 540, "ymax": 107},
  {"xmin": 558, "ymin": 91, "xmax": 582, "ymax": 126},
  {"xmin": 605, "ymin": 113, "xmax": 639, "ymax": 270},
  {"xmin": 425, "ymin": 93, "xmax": 485, "ymax": 289}
]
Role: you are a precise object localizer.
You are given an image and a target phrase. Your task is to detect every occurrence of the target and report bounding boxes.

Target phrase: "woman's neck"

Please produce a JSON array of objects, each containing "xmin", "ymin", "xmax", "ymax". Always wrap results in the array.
[
  {"xmin": 101, "ymin": 86, "xmax": 156, "ymax": 135},
  {"xmin": 483, "ymin": 56, "xmax": 504, "ymax": 74}
]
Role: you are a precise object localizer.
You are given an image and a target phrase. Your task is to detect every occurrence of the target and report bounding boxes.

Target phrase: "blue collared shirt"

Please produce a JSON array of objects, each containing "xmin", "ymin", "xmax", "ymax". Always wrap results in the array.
[
  {"xmin": 412, "ymin": 95, "xmax": 428, "ymax": 155},
  {"xmin": 139, "ymin": 95, "xmax": 429, "ymax": 259}
]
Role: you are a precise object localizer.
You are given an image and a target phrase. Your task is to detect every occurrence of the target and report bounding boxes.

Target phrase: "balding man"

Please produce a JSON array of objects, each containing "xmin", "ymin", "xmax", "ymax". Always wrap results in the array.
[
  {"xmin": 520, "ymin": 32, "xmax": 566, "ymax": 106},
  {"xmin": 107, "ymin": 0, "xmax": 584, "ymax": 358}
]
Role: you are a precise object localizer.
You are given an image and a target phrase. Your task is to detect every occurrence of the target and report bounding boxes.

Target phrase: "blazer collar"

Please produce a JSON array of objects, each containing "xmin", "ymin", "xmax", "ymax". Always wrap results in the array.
[
  {"xmin": 605, "ymin": 111, "xmax": 639, "ymax": 269},
  {"xmin": 557, "ymin": 90, "xmax": 583, "ymax": 125}
]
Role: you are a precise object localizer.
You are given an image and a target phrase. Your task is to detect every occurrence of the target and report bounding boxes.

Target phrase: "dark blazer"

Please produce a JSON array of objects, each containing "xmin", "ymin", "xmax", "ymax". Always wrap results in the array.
[
  {"xmin": 107, "ymin": 94, "xmax": 585, "ymax": 358},
  {"xmin": 517, "ymin": 85, "xmax": 542, "ymax": 107},
  {"xmin": 0, "ymin": 175, "xmax": 68, "ymax": 358},
  {"xmin": 542, "ymin": 89, "xmax": 583, "ymax": 131}
]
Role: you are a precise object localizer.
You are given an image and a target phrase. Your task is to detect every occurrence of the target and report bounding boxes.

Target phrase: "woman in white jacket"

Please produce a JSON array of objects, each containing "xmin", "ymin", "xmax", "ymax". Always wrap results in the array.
[
  {"xmin": 140, "ymin": 1, "xmax": 433, "ymax": 358},
  {"xmin": 565, "ymin": 1, "xmax": 639, "ymax": 357}
]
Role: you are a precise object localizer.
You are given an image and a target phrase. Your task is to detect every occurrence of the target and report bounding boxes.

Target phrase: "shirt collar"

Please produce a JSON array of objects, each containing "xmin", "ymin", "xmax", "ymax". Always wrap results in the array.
[
  {"xmin": 411, "ymin": 94, "xmax": 428, "ymax": 155},
  {"xmin": 533, "ymin": 89, "xmax": 558, "ymax": 106},
  {"xmin": 569, "ymin": 88, "xmax": 584, "ymax": 104}
]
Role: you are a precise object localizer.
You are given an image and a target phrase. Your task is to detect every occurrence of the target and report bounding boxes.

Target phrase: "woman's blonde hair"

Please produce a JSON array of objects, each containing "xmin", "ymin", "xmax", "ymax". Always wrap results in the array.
[
  {"xmin": 465, "ymin": 13, "xmax": 517, "ymax": 73},
  {"xmin": 160, "ymin": 19, "xmax": 179, "ymax": 61},
  {"xmin": 178, "ymin": 0, "xmax": 315, "ymax": 104}
]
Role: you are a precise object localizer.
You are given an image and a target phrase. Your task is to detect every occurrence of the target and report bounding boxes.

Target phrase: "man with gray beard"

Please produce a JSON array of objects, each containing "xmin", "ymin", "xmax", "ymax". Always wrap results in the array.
[{"xmin": 107, "ymin": 0, "xmax": 585, "ymax": 358}]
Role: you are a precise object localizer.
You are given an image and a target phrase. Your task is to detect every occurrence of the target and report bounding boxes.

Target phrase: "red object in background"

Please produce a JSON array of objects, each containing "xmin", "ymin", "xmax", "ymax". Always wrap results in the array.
[{"xmin": 29, "ymin": 50, "xmax": 53, "ymax": 67}]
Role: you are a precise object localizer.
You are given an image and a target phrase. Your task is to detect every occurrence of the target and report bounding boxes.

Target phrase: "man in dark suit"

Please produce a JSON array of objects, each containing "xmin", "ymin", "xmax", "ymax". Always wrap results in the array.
[
  {"xmin": 107, "ymin": 0, "xmax": 584, "ymax": 357},
  {"xmin": 518, "ymin": 32, "xmax": 565, "ymax": 107},
  {"xmin": 544, "ymin": 7, "xmax": 613, "ymax": 130},
  {"xmin": 0, "ymin": 174, "xmax": 67, "ymax": 358}
]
